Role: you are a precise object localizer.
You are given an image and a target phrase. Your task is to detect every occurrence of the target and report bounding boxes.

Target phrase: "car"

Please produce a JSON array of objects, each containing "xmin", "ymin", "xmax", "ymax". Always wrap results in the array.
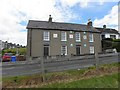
[{"xmin": 2, "ymin": 53, "xmax": 13, "ymax": 62}]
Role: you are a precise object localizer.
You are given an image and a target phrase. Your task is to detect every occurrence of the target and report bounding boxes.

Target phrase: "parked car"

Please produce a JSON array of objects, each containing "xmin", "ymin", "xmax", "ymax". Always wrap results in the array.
[{"xmin": 2, "ymin": 53, "xmax": 13, "ymax": 62}]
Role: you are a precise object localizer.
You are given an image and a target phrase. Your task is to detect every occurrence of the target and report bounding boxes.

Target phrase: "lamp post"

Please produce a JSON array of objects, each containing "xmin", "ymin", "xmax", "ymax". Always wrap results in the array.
[{"xmin": 16, "ymin": 44, "xmax": 19, "ymax": 56}]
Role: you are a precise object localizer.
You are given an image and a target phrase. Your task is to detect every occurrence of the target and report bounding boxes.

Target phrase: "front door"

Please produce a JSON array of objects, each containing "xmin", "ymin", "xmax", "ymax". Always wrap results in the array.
[
  {"xmin": 44, "ymin": 45, "xmax": 49, "ymax": 56},
  {"xmin": 76, "ymin": 45, "xmax": 81, "ymax": 55}
]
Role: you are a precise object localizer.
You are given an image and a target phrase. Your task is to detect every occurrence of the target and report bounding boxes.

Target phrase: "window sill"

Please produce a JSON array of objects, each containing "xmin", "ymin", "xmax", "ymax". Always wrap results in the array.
[
  {"xmin": 89, "ymin": 41, "xmax": 94, "ymax": 43},
  {"xmin": 43, "ymin": 40, "xmax": 50, "ymax": 42},
  {"xmin": 76, "ymin": 41, "xmax": 81, "ymax": 42},
  {"xmin": 61, "ymin": 40, "xmax": 67, "ymax": 42}
]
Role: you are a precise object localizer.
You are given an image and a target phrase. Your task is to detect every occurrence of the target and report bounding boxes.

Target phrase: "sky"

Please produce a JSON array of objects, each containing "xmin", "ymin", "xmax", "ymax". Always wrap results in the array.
[{"xmin": 0, "ymin": 0, "xmax": 119, "ymax": 46}]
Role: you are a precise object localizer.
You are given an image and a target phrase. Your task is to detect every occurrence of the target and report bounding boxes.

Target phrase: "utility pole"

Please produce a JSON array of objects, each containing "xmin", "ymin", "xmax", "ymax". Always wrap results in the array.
[{"xmin": 16, "ymin": 44, "xmax": 19, "ymax": 56}]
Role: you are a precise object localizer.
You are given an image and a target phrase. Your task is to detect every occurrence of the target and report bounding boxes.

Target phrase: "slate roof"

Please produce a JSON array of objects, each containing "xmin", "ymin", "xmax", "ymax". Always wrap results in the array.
[
  {"xmin": 95, "ymin": 27, "xmax": 119, "ymax": 34},
  {"xmin": 27, "ymin": 20, "xmax": 100, "ymax": 33}
]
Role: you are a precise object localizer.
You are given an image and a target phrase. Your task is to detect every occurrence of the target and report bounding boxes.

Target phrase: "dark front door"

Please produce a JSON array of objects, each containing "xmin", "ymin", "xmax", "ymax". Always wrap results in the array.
[
  {"xmin": 76, "ymin": 45, "xmax": 81, "ymax": 55},
  {"xmin": 44, "ymin": 45, "xmax": 49, "ymax": 56}
]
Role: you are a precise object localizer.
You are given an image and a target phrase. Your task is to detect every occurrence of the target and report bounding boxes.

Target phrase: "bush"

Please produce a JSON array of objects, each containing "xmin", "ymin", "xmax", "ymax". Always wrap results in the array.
[
  {"xmin": 2, "ymin": 48, "xmax": 26, "ymax": 55},
  {"xmin": 112, "ymin": 39, "xmax": 120, "ymax": 52},
  {"xmin": 101, "ymin": 39, "xmax": 120, "ymax": 52},
  {"xmin": 101, "ymin": 38, "xmax": 113, "ymax": 51}
]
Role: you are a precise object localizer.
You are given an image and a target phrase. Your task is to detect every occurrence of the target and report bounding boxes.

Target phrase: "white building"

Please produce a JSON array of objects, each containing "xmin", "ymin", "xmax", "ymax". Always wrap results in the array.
[
  {"xmin": 95, "ymin": 25, "xmax": 120, "ymax": 40},
  {"xmin": 0, "ymin": 40, "xmax": 4, "ymax": 50}
]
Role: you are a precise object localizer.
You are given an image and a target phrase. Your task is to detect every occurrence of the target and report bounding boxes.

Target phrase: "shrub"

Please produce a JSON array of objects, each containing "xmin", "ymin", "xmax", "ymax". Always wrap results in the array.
[
  {"xmin": 2, "ymin": 48, "xmax": 26, "ymax": 55},
  {"xmin": 112, "ymin": 39, "xmax": 120, "ymax": 52}
]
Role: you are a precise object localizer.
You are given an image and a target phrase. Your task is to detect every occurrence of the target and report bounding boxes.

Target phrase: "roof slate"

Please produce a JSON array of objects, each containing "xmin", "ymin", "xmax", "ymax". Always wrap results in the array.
[{"xmin": 27, "ymin": 20, "xmax": 100, "ymax": 33}]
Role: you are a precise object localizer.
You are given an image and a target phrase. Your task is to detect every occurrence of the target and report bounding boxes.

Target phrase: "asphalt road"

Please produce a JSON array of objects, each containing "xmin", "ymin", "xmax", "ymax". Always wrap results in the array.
[{"xmin": 2, "ymin": 58, "xmax": 119, "ymax": 77}]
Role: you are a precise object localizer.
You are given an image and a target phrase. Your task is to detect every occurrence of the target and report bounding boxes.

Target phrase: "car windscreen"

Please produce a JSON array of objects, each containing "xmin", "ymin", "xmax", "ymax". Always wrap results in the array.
[{"xmin": 4, "ymin": 53, "xmax": 12, "ymax": 56}]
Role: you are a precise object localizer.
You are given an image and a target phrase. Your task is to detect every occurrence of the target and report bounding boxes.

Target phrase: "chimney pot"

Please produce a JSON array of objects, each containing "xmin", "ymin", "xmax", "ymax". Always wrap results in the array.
[
  {"xmin": 103, "ymin": 25, "xmax": 106, "ymax": 29},
  {"xmin": 87, "ymin": 19, "xmax": 92, "ymax": 26},
  {"xmin": 48, "ymin": 15, "xmax": 52, "ymax": 22}
]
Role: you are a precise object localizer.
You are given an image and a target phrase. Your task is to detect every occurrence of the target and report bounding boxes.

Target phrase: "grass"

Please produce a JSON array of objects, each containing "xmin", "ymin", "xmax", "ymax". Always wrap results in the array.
[
  {"xmin": 2, "ymin": 62, "xmax": 120, "ymax": 88},
  {"xmin": 41, "ymin": 73, "xmax": 119, "ymax": 88}
]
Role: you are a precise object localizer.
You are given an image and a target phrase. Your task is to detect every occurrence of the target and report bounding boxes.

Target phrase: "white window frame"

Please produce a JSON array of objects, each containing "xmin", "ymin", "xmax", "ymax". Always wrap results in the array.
[
  {"xmin": 43, "ymin": 31, "xmax": 50, "ymax": 41},
  {"xmin": 61, "ymin": 46, "xmax": 67, "ymax": 55},
  {"xmin": 61, "ymin": 32, "xmax": 67, "ymax": 41},
  {"xmin": 89, "ymin": 33, "xmax": 94, "ymax": 42},
  {"xmin": 75, "ymin": 32, "xmax": 81, "ymax": 42},
  {"xmin": 90, "ymin": 46, "xmax": 94, "ymax": 54}
]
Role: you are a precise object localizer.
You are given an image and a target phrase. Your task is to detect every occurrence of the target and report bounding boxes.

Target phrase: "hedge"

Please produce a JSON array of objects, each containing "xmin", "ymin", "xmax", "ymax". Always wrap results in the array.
[{"xmin": 112, "ymin": 39, "xmax": 120, "ymax": 52}]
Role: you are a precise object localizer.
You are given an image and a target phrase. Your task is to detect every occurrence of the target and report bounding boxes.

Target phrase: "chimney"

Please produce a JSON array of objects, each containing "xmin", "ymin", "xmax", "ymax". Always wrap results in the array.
[
  {"xmin": 48, "ymin": 15, "xmax": 52, "ymax": 22},
  {"xmin": 103, "ymin": 25, "xmax": 106, "ymax": 29},
  {"xmin": 87, "ymin": 19, "xmax": 92, "ymax": 26}
]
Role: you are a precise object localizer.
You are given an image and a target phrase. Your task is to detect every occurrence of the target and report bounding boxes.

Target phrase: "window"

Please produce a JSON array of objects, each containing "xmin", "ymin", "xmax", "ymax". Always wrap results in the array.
[
  {"xmin": 90, "ymin": 46, "xmax": 94, "ymax": 54},
  {"xmin": 110, "ymin": 35, "xmax": 116, "ymax": 39},
  {"xmin": 61, "ymin": 46, "xmax": 67, "ymax": 55},
  {"xmin": 75, "ymin": 32, "xmax": 81, "ymax": 42},
  {"xmin": 43, "ymin": 31, "xmax": 50, "ymax": 41},
  {"xmin": 89, "ymin": 33, "xmax": 93, "ymax": 42},
  {"xmin": 61, "ymin": 32, "xmax": 67, "ymax": 41}
]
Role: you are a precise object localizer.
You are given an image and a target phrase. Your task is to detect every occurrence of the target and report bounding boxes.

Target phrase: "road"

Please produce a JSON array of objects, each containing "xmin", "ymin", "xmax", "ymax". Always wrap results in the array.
[{"xmin": 2, "ymin": 53, "xmax": 120, "ymax": 77}]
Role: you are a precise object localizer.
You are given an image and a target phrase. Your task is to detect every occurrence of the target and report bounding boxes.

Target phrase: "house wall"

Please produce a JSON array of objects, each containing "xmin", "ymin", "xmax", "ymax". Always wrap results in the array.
[
  {"xmin": 94, "ymin": 33, "xmax": 102, "ymax": 53},
  {"xmin": 27, "ymin": 29, "xmax": 102, "ymax": 58}
]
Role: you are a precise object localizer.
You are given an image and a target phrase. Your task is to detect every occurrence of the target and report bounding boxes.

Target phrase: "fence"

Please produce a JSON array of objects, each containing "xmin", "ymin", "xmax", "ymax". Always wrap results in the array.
[
  {"xmin": 2, "ymin": 53, "xmax": 119, "ymax": 78},
  {"xmin": 37, "ymin": 53, "xmax": 119, "ymax": 82},
  {"xmin": 2, "ymin": 53, "xmax": 119, "ymax": 67},
  {"xmin": 39, "ymin": 53, "xmax": 119, "ymax": 73}
]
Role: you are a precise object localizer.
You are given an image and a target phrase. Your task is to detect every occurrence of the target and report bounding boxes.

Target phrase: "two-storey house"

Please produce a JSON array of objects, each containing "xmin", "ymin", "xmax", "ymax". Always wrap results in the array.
[{"xmin": 26, "ymin": 16, "xmax": 102, "ymax": 58}]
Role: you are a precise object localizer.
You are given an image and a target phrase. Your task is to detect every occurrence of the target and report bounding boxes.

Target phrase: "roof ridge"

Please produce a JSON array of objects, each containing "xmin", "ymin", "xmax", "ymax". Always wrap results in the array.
[
  {"xmin": 27, "ymin": 20, "xmax": 100, "ymax": 33},
  {"xmin": 29, "ymin": 20, "xmax": 87, "ymax": 26}
]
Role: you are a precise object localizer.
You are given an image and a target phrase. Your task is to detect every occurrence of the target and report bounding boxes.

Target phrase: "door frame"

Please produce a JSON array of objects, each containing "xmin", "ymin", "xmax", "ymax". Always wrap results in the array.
[
  {"xmin": 76, "ymin": 45, "xmax": 81, "ymax": 55},
  {"xmin": 43, "ymin": 45, "xmax": 50, "ymax": 57}
]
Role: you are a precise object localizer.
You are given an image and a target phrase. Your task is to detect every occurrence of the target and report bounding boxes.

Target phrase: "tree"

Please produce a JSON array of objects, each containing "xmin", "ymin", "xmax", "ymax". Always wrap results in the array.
[{"xmin": 2, "ymin": 48, "xmax": 26, "ymax": 55}]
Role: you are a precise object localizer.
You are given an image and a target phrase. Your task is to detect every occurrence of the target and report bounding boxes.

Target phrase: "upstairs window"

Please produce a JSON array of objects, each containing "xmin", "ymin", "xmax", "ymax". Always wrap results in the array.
[
  {"xmin": 75, "ymin": 32, "xmax": 81, "ymax": 42},
  {"xmin": 43, "ymin": 31, "xmax": 50, "ymax": 41},
  {"xmin": 89, "ymin": 33, "xmax": 93, "ymax": 42},
  {"xmin": 61, "ymin": 32, "xmax": 67, "ymax": 41}
]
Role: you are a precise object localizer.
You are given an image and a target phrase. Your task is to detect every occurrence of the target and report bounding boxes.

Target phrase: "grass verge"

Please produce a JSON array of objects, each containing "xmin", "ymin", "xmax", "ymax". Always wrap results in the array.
[
  {"xmin": 2, "ymin": 62, "xmax": 120, "ymax": 88},
  {"xmin": 41, "ymin": 73, "xmax": 119, "ymax": 88}
]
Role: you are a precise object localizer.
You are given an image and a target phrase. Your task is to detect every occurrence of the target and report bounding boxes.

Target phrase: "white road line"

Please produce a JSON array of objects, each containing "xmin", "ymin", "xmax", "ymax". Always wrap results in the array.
[
  {"xmin": 3, "ymin": 67, "xmax": 15, "ymax": 70},
  {"xmin": 2, "ymin": 72, "xmax": 6, "ymax": 75}
]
